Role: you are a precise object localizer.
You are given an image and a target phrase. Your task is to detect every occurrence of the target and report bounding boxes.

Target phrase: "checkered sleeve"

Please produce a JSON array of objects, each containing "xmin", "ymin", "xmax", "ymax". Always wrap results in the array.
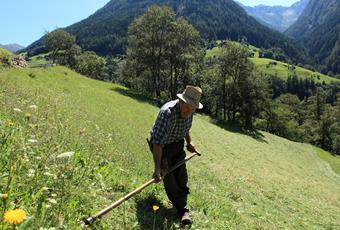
[{"xmin": 151, "ymin": 109, "xmax": 171, "ymax": 145}]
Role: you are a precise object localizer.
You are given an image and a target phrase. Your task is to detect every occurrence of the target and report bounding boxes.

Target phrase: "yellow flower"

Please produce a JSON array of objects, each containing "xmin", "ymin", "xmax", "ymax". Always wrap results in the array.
[
  {"xmin": 152, "ymin": 205, "xmax": 159, "ymax": 212},
  {"xmin": 25, "ymin": 113, "xmax": 32, "ymax": 120},
  {"xmin": 0, "ymin": 193, "xmax": 8, "ymax": 200},
  {"xmin": 3, "ymin": 209, "xmax": 26, "ymax": 225}
]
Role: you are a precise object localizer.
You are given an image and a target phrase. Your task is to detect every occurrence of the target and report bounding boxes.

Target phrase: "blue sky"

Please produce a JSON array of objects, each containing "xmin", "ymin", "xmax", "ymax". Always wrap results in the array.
[
  {"xmin": 0, "ymin": 0, "xmax": 299, "ymax": 47},
  {"xmin": 0, "ymin": 0, "xmax": 111, "ymax": 47}
]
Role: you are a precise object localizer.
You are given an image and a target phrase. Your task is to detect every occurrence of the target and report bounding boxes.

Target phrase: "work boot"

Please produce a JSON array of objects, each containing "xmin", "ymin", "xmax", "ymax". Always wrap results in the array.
[{"xmin": 181, "ymin": 211, "xmax": 192, "ymax": 225}]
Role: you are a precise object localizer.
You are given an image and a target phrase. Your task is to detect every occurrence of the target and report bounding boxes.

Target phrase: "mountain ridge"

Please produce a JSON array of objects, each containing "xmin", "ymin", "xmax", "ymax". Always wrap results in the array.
[
  {"xmin": 24, "ymin": 0, "xmax": 305, "ymax": 63},
  {"xmin": 238, "ymin": 0, "xmax": 309, "ymax": 32},
  {"xmin": 285, "ymin": 0, "xmax": 340, "ymax": 75},
  {"xmin": 0, "ymin": 43, "xmax": 25, "ymax": 53}
]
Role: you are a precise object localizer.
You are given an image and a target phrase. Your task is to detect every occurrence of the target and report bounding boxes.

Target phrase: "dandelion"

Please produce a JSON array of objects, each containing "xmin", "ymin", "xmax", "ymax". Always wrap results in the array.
[
  {"xmin": 25, "ymin": 112, "xmax": 32, "ymax": 120},
  {"xmin": 57, "ymin": 151, "xmax": 74, "ymax": 159},
  {"xmin": 152, "ymin": 205, "xmax": 160, "ymax": 212},
  {"xmin": 152, "ymin": 205, "xmax": 160, "ymax": 230},
  {"xmin": 0, "ymin": 193, "xmax": 8, "ymax": 200},
  {"xmin": 3, "ymin": 209, "xmax": 26, "ymax": 225}
]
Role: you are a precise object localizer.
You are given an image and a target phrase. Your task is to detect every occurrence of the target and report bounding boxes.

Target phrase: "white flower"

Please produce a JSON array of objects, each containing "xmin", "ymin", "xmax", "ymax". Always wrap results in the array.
[
  {"xmin": 28, "ymin": 169, "xmax": 35, "ymax": 177},
  {"xmin": 57, "ymin": 151, "xmax": 74, "ymax": 158},
  {"xmin": 47, "ymin": 198, "xmax": 57, "ymax": 204},
  {"xmin": 13, "ymin": 108, "xmax": 22, "ymax": 113},
  {"xmin": 28, "ymin": 139, "xmax": 38, "ymax": 143},
  {"xmin": 29, "ymin": 105, "xmax": 38, "ymax": 109},
  {"xmin": 44, "ymin": 172, "xmax": 55, "ymax": 177}
]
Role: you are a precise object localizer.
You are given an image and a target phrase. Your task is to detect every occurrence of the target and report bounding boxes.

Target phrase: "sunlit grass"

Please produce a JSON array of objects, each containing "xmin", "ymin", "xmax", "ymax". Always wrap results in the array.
[
  {"xmin": 205, "ymin": 44, "xmax": 340, "ymax": 84},
  {"xmin": 251, "ymin": 57, "xmax": 340, "ymax": 84},
  {"xmin": 0, "ymin": 66, "xmax": 339, "ymax": 229},
  {"xmin": 314, "ymin": 146, "xmax": 340, "ymax": 175}
]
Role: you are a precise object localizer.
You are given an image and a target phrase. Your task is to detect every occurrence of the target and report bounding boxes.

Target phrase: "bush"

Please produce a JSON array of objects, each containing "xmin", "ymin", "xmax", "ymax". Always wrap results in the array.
[
  {"xmin": 0, "ymin": 48, "xmax": 13, "ymax": 67},
  {"xmin": 74, "ymin": 51, "xmax": 107, "ymax": 80}
]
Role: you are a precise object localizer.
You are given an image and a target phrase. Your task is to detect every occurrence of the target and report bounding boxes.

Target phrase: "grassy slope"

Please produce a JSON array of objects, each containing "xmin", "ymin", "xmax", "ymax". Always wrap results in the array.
[
  {"xmin": 205, "ymin": 46, "xmax": 340, "ymax": 84},
  {"xmin": 0, "ymin": 67, "xmax": 339, "ymax": 229}
]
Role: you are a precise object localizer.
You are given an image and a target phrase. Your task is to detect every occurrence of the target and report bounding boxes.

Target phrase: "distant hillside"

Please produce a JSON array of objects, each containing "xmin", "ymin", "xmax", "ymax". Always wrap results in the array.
[
  {"xmin": 25, "ymin": 0, "xmax": 305, "ymax": 63},
  {"xmin": 238, "ymin": 0, "xmax": 309, "ymax": 32},
  {"xmin": 285, "ymin": 0, "xmax": 340, "ymax": 75},
  {"xmin": 206, "ymin": 42, "xmax": 340, "ymax": 84},
  {"xmin": 0, "ymin": 43, "xmax": 25, "ymax": 53}
]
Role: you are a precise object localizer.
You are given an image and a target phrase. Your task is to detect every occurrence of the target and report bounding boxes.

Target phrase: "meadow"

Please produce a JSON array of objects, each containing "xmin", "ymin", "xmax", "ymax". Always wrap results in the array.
[
  {"xmin": 205, "ymin": 45, "xmax": 340, "ymax": 84},
  {"xmin": 0, "ymin": 66, "xmax": 340, "ymax": 229}
]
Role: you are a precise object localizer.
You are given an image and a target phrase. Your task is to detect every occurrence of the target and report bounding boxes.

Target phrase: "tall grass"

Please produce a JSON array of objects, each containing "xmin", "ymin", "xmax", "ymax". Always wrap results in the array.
[{"xmin": 0, "ymin": 66, "xmax": 339, "ymax": 229}]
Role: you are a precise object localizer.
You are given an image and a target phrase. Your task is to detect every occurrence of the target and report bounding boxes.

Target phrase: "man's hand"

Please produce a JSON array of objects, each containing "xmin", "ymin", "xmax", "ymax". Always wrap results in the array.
[
  {"xmin": 152, "ymin": 168, "xmax": 162, "ymax": 183},
  {"xmin": 186, "ymin": 142, "xmax": 197, "ymax": 153}
]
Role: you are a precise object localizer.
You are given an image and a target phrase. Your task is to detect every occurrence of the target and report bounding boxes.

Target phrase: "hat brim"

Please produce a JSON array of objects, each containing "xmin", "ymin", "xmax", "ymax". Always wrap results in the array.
[{"xmin": 177, "ymin": 94, "xmax": 203, "ymax": 109}]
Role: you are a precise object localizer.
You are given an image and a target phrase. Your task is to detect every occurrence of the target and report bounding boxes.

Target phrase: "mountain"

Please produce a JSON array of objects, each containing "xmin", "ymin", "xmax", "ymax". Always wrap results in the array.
[
  {"xmin": 0, "ymin": 43, "xmax": 25, "ymax": 53},
  {"xmin": 25, "ymin": 0, "xmax": 305, "ymax": 63},
  {"xmin": 238, "ymin": 0, "xmax": 309, "ymax": 32},
  {"xmin": 285, "ymin": 0, "xmax": 340, "ymax": 75}
]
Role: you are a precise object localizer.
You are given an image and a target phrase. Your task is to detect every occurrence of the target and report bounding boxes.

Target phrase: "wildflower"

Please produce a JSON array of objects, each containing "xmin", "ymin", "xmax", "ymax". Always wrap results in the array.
[
  {"xmin": 42, "ymin": 187, "xmax": 49, "ymax": 191},
  {"xmin": 1, "ymin": 193, "xmax": 8, "ymax": 200},
  {"xmin": 152, "ymin": 205, "xmax": 159, "ymax": 212},
  {"xmin": 28, "ymin": 139, "xmax": 37, "ymax": 143},
  {"xmin": 29, "ymin": 105, "xmax": 38, "ymax": 109},
  {"xmin": 57, "ymin": 151, "xmax": 74, "ymax": 159},
  {"xmin": 27, "ymin": 169, "xmax": 35, "ymax": 178},
  {"xmin": 47, "ymin": 198, "xmax": 57, "ymax": 204},
  {"xmin": 3, "ymin": 209, "xmax": 26, "ymax": 225},
  {"xmin": 44, "ymin": 172, "xmax": 57, "ymax": 180},
  {"xmin": 13, "ymin": 108, "xmax": 22, "ymax": 113},
  {"xmin": 25, "ymin": 112, "xmax": 32, "ymax": 120}
]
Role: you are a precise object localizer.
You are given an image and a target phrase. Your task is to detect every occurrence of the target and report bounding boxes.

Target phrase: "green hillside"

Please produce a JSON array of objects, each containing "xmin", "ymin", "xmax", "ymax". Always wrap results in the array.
[
  {"xmin": 0, "ymin": 66, "xmax": 340, "ymax": 229},
  {"xmin": 206, "ymin": 45, "xmax": 340, "ymax": 84},
  {"xmin": 251, "ymin": 58, "xmax": 339, "ymax": 84}
]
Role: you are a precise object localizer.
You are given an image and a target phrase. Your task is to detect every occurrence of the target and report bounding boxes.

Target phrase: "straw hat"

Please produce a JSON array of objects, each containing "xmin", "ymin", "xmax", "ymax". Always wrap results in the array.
[{"xmin": 177, "ymin": 85, "xmax": 203, "ymax": 109}]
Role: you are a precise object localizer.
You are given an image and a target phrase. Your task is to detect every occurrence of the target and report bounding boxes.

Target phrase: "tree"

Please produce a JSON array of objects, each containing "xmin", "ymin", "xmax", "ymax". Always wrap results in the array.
[
  {"xmin": 64, "ymin": 44, "xmax": 82, "ymax": 68},
  {"xmin": 75, "ymin": 51, "xmax": 107, "ymax": 80},
  {"xmin": 126, "ymin": 6, "xmax": 201, "ymax": 97},
  {"xmin": 216, "ymin": 41, "xmax": 268, "ymax": 127},
  {"xmin": 44, "ymin": 29, "xmax": 76, "ymax": 64}
]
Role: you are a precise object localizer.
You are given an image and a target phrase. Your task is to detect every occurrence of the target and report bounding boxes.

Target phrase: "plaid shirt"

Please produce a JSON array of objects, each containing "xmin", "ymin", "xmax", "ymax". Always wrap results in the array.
[{"xmin": 150, "ymin": 99, "xmax": 193, "ymax": 145}]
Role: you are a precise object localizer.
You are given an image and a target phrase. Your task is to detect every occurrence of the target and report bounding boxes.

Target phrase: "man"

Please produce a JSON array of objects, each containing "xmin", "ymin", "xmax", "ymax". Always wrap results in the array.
[{"xmin": 149, "ymin": 85, "xmax": 203, "ymax": 225}]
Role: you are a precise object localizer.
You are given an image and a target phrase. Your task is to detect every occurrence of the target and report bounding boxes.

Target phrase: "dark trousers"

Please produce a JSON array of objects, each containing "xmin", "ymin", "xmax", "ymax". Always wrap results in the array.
[{"xmin": 162, "ymin": 140, "xmax": 190, "ymax": 215}]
